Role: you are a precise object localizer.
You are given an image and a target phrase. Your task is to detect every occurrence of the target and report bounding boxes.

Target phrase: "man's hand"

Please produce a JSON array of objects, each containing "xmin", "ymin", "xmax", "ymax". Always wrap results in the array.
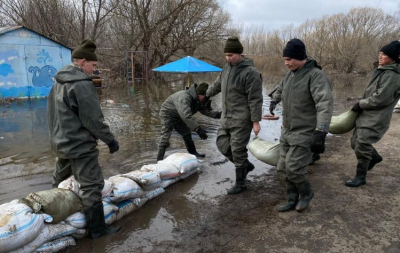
[
  {"xmin": 215, "ymin": 111, "xmax": 222, "ymax": 119},
  {"xmin": 310, "ymin": 131, "xmax": 327, "ymax": 154},
  {"xmin": 269, "ymin": 101, "xmax": 277, "ymax": 116},
  {"xmin": 107, "ymin": 139, "xmax": 119, "ymax": 154},
  {"xmin": 253, "ymin": 121, "xmax": 261, "ymax": 136},
  {"xmin": 351, "ymin": 102, "xmax": 363, "ymax": 113},
  {"xmin": 195, "ymin": 126, "xmax": 208, "ymax": 140}
]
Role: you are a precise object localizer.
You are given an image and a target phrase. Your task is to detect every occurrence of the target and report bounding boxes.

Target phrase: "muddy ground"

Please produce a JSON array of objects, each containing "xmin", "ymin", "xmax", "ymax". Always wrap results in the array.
[
  {"xmin": 67, "ymin": 113, "xmax": 400, "ymax": 253},
  {"xmin": 136, "ymin": 116, "xmax": 400, "ymax": 253}
]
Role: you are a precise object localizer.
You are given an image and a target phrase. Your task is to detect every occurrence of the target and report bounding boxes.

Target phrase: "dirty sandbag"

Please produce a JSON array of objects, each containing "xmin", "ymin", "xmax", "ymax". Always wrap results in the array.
[
  {"xmin": 249, "ymin": 136, "xmax": 280, "ymax": 166},
  {"xmin": 22, "ymin": 188, "xmax": 83, "ymax": 224},
  {"xmin": 329, "ymin": 110, "xmax": 358, "ymax": 134}
]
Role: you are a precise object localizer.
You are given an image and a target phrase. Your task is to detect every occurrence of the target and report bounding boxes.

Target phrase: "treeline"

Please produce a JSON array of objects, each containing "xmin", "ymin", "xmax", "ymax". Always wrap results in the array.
[{"xmin": 1, "ymin": 1, "xmax": 399, "ymax": 77}]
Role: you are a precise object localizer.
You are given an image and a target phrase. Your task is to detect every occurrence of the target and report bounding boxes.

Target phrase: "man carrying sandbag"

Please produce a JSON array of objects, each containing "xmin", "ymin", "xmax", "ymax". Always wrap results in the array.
[
  {"xmin": 47, "ymin": 39, "xmax": 121, "ymax": 238},
  {"xmin": 157, "ymin": 82, "xmax": 222, "ymax": 161},
  {"xmin": 270, "ymin": 39, "xmax": 333, "ymax": 212},
  {"xmin": 345, "ymin": 41, "xmax": 400, "ymax": 187},
  {"xmin": 202, "ymin": 37, "xmax": 263, "ymax": 195}
]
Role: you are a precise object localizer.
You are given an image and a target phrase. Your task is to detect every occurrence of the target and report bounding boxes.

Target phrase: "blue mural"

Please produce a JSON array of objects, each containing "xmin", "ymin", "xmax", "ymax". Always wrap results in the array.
[
  {"xmin": 0, "ymin": 49, "xmax": 19, "ymax": 87},
  {"xmin": 28, "ymin": 49, "xmax": 57, "ymax": 87}
]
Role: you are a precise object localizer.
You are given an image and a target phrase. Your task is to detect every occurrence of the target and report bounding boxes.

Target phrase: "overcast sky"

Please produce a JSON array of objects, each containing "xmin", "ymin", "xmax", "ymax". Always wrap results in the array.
[{"xmin": 219, "ymin": 0, "xmax": 400, "ymax": 31}]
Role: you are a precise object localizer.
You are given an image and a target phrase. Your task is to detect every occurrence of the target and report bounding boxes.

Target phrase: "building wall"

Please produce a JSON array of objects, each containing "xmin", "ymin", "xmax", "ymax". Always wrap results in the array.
[{"xmin": 0, "ymin": 27, "xmax": 71, "ymax": 98}]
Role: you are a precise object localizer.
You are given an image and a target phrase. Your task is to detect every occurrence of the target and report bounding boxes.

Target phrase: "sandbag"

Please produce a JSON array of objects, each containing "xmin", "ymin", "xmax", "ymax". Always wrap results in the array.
[
  {"xmin": 64, "ymin": 212, "xmax": 86, "ymax": 229},
  {"xmin": 329, "ymin": 110, "xmax": 358, "ymax": 134},
  {"xmin": 0, "ymin": 200, "xmax": 47, "ymax": 253},
  {"xmin": 158, "ymin": 153, "xmax": 199, "ymax": 173},
  {"xmin": 121, "ymin": 170, "xmax": 162, "ymax": 191},
  {"xmin": 249, "ymin": 136, "xmax": 280, "ymax": 166},
  {"xmin": 10, "ymin": 223, "xmax": 84, "ymax": 253},
  {"xmin": 105, "ymin": 198, "xmax": 148, "ymax": 225},
  {"xmin": 33, "ymin": 236, "xmax": 76, "ymax": 253},
  {"xmin": 105, "ymin": 176, "xmax": 144, "ymax": 202},
  {"xmin": 141, "ymin": 164, "xmax": 180, "ymax": 179},
  {"xmin": 58, "ymin": 176, "xmax": 113, "ymax": 198},
  {"xmin": 24, "ymin": 188, "xmax": 83, "ymax": 224}
]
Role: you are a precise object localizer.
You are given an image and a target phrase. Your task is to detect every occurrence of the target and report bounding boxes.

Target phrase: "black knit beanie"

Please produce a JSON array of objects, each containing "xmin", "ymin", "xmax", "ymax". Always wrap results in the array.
[
  {"xmin": 72, "ymin": 39, "xmax": 98, "ymax": 61},
  {"xmin": 224, "ymin": 37, "xmax": 243, "ymax": 54},
  {"xmin": 196, "ymin": 82, "xmax": 208, "ymax": 95},
  {"xmin": 283, "ymin": 38, "xmax": 307, "ymax": 60},
  {"xmin": 381, "ymin": 41, "xmax": 400, "ymax": 63}
]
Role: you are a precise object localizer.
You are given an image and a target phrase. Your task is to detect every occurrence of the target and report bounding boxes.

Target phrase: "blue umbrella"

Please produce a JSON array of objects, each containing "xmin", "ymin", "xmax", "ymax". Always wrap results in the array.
[{"xmin": 153, "ymin": 56, "xmax": 222, "ymax": 86}]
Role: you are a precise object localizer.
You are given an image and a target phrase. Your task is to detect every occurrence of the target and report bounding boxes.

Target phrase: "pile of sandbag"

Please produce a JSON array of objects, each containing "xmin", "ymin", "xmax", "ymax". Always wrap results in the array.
[{"xmin": 0, "ymin": 153, "xmax": 199, "ymax": 253}]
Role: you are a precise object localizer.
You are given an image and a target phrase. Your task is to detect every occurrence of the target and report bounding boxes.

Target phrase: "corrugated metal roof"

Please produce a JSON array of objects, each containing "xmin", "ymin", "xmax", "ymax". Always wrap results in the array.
[
  {"xmin": 0, "ymin": 26, "xmax": 23, "ymax": 35},
  {"xmin": 0, "ymin": 26, "xmax": 71, "ymax": 49}
]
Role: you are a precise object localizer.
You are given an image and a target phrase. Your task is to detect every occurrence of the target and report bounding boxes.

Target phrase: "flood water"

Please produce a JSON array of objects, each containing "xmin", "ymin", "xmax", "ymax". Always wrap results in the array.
[{"xmin": 0, "ymin": 73, "xmax": 362, "ymax": 252}]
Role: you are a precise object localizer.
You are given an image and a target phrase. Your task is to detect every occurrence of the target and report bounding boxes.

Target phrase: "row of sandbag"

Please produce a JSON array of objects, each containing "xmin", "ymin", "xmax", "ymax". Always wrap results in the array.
[
  {"xmin": 249, "ymin": 110, "xmax": 358, "ymax": 166},
  {"xmin": 0, "ymin": 153, "xmax": 199, "ymax": 253}
]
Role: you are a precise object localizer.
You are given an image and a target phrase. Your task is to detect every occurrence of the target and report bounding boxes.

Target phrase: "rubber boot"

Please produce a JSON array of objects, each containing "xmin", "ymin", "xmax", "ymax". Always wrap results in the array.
[
  {"xmin": 345, "ymin": 163, "xmax": 367, "ymax": 187},
  {"xmin": 278, "ymin": 180, "xmax": 299, "ymax": 212},
  {"xmin": 84, "ymin": 201, "xmax": 121, "ymax": 239},
  {"xmin": 368, "ymin": 149, "xmax": 382, "ymax": 171},
  {"xmin": 295, "ymin": 181, "xmax": 314, "ymax": 212},
  {"xmin": 309, "ymin": 153, "xmax": 320, "ymax": 165},
  {"xmin": 185, "ymin": 140, "xmax": 205, "ymax": 158},
  {"xmin": 227, "ymin": 167, "xmax": 247, "ymax": 195},
  {"xmin": 156, "ymin": 147, "xmax": 166, "ymax": 161},
  {"xmin": 245, "ymin": 160, "xmax": 255, "ymax": 177}
]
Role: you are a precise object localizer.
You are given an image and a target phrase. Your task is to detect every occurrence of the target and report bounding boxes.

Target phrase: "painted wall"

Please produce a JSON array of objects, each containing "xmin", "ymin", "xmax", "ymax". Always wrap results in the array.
[{"xmin": 0, "ymin": 28, "xmax": 71, "ymax": 98}]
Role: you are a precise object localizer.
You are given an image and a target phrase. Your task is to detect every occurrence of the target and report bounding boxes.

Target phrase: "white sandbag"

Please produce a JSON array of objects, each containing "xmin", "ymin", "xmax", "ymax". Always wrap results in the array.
[
  {"xmin": 105, "ymin": 176, "xmax": 144, "ymax": 202},
  {"xmin": 121, "ymin": 170, "xmax": 162, "ymax": 191},
  {"xmin": 64, "ymin": 212, "xmax": 86, "ymax": 229},
  {"xmin": 103, "ymin": 201, "xmax": 119, "ymax": 225},
  {"xmin": 158, "ymin": 153, "xmax": 199, "ymax": 173},
  {"xmin": 329, "ymin": 110, "xmax": 358, "ymax": 134},
  {"xmin": 144, "ymin": 188, "xmax": 165, "ymax": 200},
  {"xmin": 10, "ymin": 224, "xmax": 84, "ymax": 253},
  {"xmin": 33, "ymin": 236, "xmax": 76, "ymax": 253},
  {"xmin": 179, "ymin": 168, "xmax": 200, "ymax": 180},
  {"xmin": 105, "ymin": 198, "xmax": 148, "ymax": 225},
  {"xmin": 249, "ymin": 137, "xmax": 280, "ymax": 166},
  {"xmin": 141, "ymin": 164, "xmax": 180, "ymax": 179},
  {"xmin": 158, "ymin": 177, "xmax": 180, "ymax": 188},
  {"xmin": 58, "ymin": 175, "xmax": 113, "ymax": 198},
  {"xmin": 0, "ymin": 200, "xmax": 48, "ymax": 253}
]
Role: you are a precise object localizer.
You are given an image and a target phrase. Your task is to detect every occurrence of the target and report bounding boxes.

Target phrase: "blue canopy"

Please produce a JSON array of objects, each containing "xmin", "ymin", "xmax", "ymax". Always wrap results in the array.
[{"xmin": 152, "ymin": 56, "xmax": 222, "ymax": 73}]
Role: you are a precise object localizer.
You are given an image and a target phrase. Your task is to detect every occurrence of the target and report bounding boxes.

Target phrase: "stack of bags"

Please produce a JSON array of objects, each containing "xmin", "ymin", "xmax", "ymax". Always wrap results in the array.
[{"xmin": 0, "ymin": 153, "xmax": 199, "ymax": 253}]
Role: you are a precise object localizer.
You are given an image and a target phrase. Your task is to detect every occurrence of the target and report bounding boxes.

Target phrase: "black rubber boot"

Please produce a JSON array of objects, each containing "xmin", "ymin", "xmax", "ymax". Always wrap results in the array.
[
  {"xmin": 245, "ymin": 160, "xmax": 255, "ymax": 177},
  {"xmin": 156, "ymin": 147, "xmax": 166, "ymax": 161},
  {"xmin": 227, "ymin": 167, "xmax": 247, "ymax": 195},
  {"xmin": 185, "ymin": 140, "xmax": 205, "ymax": 158},
  {"xmin": 368, "ymin": 149, "xmax": 382, "ymax": 171},
  {"xmin": 295, "ymin": 181, "xmax": 314, "ymax": 212},
  {"xmin": 85, "ymin": 201, "xmax": 121, "ymax": 239},
  {"xmin": 309, "ymin": 153, "xmax": 320, "ymax": 165},
  {"xmin": 278, "ymin": 180, "xmax": 299, "ymax": 212},
  {"xmin": 345, "ymin": 163, "xmax": 367, "ymax": 187}
]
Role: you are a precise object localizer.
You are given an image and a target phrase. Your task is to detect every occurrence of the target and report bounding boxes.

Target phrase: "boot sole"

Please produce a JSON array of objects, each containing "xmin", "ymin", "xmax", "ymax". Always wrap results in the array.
[{"xmin": 345, "ymin": 181, "xmax": 366, "ymax": 187}]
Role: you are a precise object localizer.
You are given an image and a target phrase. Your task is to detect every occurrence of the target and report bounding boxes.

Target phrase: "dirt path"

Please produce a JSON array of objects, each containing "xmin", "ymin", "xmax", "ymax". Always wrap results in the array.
[{"xmin": 144, "ymin": 113, "xmax": 400, "ymax": 253}]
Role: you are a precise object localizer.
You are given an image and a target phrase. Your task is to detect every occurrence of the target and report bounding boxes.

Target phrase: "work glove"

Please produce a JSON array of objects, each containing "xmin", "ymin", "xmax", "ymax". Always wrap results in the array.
[
  {"xmin": 351, "ymin": 102, "xmax": 363, "ymax": 113},
  {"xmin": 215, "ymin": 111, "xmax": 222, "ymax": 119},
  {"xmin": 108, "ymin": 139, "xmax": 120, "ymax": 154},
  {"xmin": 269, "ymin": 101, "xmax": 277, "ymax": 116},
  {"xmin": 201, "ymin": 95, "xmax": 211, "ymax": 107},
  {"xmin": 195, "ymin": 126, "xmax": 208, "ymax": 140},
  {"xmin": 310, "ymin": 130, "xmax": 327, "ymax": 154}
]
